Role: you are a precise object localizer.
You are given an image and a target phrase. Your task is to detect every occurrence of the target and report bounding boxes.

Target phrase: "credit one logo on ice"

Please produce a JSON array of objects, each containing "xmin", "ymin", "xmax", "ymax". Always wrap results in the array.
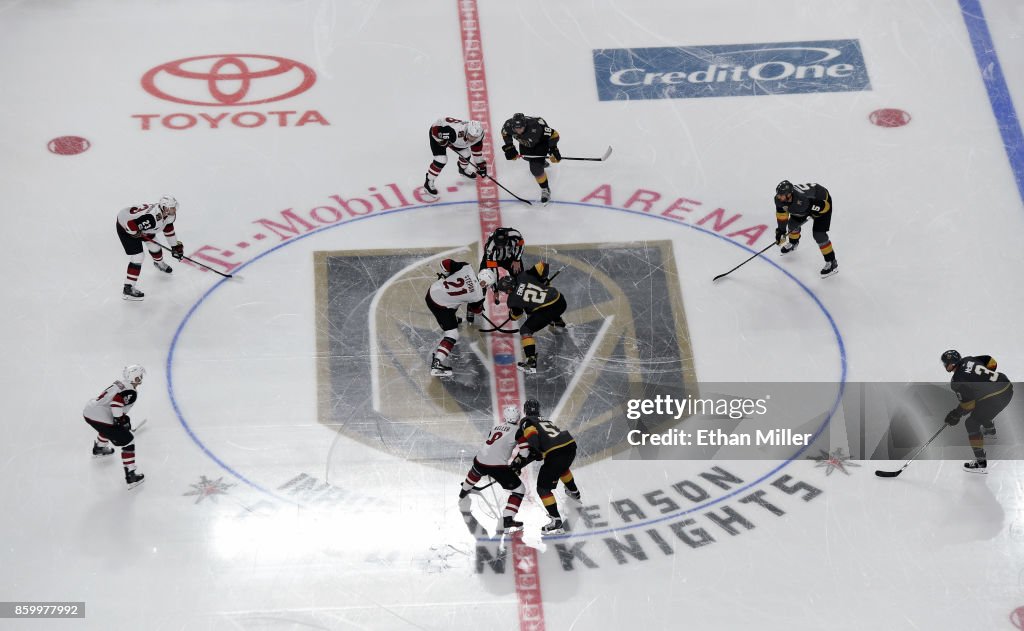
[
  {"xmin": 592, "ymin": 40, "xmax": 870, "ymax": 101},
  {"xmin": 135, "ymin": 54, "xmax": 329, "ymax": 130}
]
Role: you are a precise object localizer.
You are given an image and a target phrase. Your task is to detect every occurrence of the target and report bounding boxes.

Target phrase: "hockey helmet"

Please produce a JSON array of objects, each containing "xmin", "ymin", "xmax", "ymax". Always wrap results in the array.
[
  {"xmin": 159, "ymin": 195, "xmax": 178, "ymax": 211},
  {"xmin": 523, "ymin": 398, "xmax": 541, "ymax": 417},
  {"xmin": 510, "ymin": 113, "xmax": 527, "ymax": 130},
  {"xmin": 941, "ymin": 349, "xmax": 962, "ymax": 367},
  {"xmin": 465, "ymin": 120, "xmax": 484, "ymax": 143},
  {"xmin": 775, "ymin": 180, "xmax": 793, "ymax": 197},
  {"xmin": 477, "ymin": 268, "xmax": 497, "ymax": 289},
  {"xmin": 123, "ymin": 364, "xmax": 146, "ymax": 388},
  {"xmin": 502, "ymin": 404, "xmax": 521, "ymax": 425},
  {"xmin": 439, "ymin": 258, "xmax": 457, "ymax": 277},
  {"xmin": 496, "ymin": 275, "xmax": 516, "ymax": 293}
]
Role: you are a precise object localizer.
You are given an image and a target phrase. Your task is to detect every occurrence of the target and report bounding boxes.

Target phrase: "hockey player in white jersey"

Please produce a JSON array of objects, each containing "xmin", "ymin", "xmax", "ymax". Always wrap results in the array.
[
  {"xmin": 82, "ymin": 365, "xmax": 147, "ymax": 488},
  {"xmin": 116, "ymin": 195, "xmax": 184, "ymax": 301},
  {"xmin": 425, "ymin": 259, "xmax": 493, "ymax": 376},
  {"xmin": 421, "ymin": 117, "xmax": 487, "ymax": 201},
  {"xmin": 459, "ymin": 405, "xmax": 528, "ymax": 533}
]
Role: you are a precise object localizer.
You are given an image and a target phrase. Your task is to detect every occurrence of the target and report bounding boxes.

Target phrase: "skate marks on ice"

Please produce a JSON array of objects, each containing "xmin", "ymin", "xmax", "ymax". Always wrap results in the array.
[{"xmin": 313, "ymin": 241, "xmax": 696, "ymax": 467}]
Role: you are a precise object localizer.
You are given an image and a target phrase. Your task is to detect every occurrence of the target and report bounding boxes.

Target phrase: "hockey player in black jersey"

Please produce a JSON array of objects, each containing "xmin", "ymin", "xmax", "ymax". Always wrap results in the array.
[
  {"xmin": 500, "ymin": 113, "xmax": 561, "ymax": 205},
  {"xmin": 512, "ymin": 399, "xmax": 581, "ymax": 534},
  {"xmin": 493, "ymin": 270, "xmax": 568, "ymax": 374},
  {"xmin": 774, "ymin": 180, "xmax": 838, "ymax": 278},
  {"xmin": 942, "ymin": 350, "xmax": 1013, "ymax": 473}
]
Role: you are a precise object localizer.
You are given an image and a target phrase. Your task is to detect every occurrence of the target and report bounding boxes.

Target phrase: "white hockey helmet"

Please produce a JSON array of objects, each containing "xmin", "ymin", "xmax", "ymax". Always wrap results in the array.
[
  {"xmin": 502, "ymin": 404, "xmax": 521, "ymax": 425},
  {"xmin": 477, "ymin": 268, "xmax": 497, "ymax": 289},
  {"xmin": 465, "ymin": 120, "xmax": 484, "ymax": 143},
  {"xmin": 158, "ymin": 195, "xmax": 178, "ymax": 216},
  {"xmin": 123, "ymin": 364, "xmax": 146, "ymax": 388}
]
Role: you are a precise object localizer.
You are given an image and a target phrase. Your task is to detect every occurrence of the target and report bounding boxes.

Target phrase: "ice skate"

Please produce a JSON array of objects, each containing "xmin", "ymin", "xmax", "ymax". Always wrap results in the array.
[
  {"xmin": 566, "ymin": 489, "xmax": 581, "ymax": 502},
  {"xmin": 92, "ymin": 442, "xmax": 114, "ymax": 457},
  {"xmin": 430, "ymin": 357, "xmax": 453, "ymax": 377},
  {"xmin": 517, "ymin": 356, "xmax": 537, "ymax": 374},
  {"xmin": 122, "ymin": 284, "xmax": 144, "ymax": 301},
  {"xmin": 983, "ymin": 427, "xmax": 997, "ymax": 441},
  {"xmin": 780, "ymin": 240, "xmax": 799, "ymax": 255},
  {"xmin": 502, "ymin": 516, "xmax": 524, "ymax": 533},
  {"xmin": 819, "ymin": 260, "xmax": 839, "ymax": 278},
  {"xmin": 541, "ymin": 517, "xmax": 564, "ymax": 535},
  {"xmin": 153, "ymin": 260, "xmax": 173, "ymax": 273},
  {"xmin": 124, "ymin": 469, "xmax": 146, "ymax": 489},
  {"xmin": 422, "ymin": 177, "xmax": 439, "ymax": 202},
  {"xmin": 963, "ymin": 459, "xmax": 988, "ymax": 474},
  {"xmin": 540, "ymin": 189, "xmax": 551, "ymax": 207}
]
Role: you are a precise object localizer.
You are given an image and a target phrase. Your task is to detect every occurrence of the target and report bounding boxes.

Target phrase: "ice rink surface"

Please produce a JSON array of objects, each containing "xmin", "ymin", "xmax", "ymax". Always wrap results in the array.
[{"xmin": 2, "ymin": 1, "xmax": 1024, "ymax": 629}]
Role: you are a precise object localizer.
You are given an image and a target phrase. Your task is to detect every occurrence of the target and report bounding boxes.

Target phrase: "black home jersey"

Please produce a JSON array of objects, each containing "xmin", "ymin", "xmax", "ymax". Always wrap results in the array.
[
  {"xmin": 776, "ymin": 183, "xmax": 831, "ymax": 218},
  {"xmin": 501, "ymin": 116, "xmax": 555, "ymax": 151},
  {"xmin": 517, "ymin": 416, "xmax": 575, "ymax": 458},
  {"xmin": 506, "ymin": 280, "xmax": 561, "ymax": 314},
  {"xmin": 951, "ymin": 356, "xmax": 1010, "ymax": 404}
]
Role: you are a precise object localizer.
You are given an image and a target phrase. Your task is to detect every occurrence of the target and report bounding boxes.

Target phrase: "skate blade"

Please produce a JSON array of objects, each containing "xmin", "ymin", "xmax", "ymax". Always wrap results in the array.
[
  {"xmin": 820, "ymin": 269, "xmax": 839, "ymax": 278},
  {"xmin": 92, "ymin": 452, "xmax": 114, "ymax": 458},
  {"xmin": 126, "ymin": 479, "xmax": 146, "ymax": 490},
  {"xmin": 541, "ymin": 527, "xmax": 565, "ymax": 536},
  {"xmin": 122, "ymin": 295, "xmax": 144, "ymax": 301},
  {"xmin": 963, "ymin": 467, "xmax": 988, "ymax": 475},
  {"xmin": 430, "ymin": 370, "xmax": 453, "ymax": 377},
  {"xmin": 516, "ymin": 365, "xmax": 536, "ymax": 375}
]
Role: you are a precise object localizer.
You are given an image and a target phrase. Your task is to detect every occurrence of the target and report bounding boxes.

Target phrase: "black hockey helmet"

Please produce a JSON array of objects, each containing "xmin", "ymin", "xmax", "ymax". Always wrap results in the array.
[
  {"xmin": 511, "ymin": 113, "xmax": 527, "ymax": 130},
  {"xmin": 941, "ymin": 349, "xmax": 962, "ymax": 367},
  {"xmin": 496, "ymin": 275, "xmax": 516, "ymax": 293},
  {"xmin": 523, "ymin": 399, "xmax": 541, "ymax": 416},
  {"xmin": 775, "ymin": 180, "xmax": 794, "ymax": 196}
]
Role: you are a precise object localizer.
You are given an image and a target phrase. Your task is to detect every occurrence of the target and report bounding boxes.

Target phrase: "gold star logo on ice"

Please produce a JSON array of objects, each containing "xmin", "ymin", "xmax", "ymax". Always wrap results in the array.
[
  {"xmin": 808, "ymin": 448, "xmax": 861, "ymax": 476},
  {"xmin": 183, "ymin": 475, "xmax": 235, "ymax": 504}
]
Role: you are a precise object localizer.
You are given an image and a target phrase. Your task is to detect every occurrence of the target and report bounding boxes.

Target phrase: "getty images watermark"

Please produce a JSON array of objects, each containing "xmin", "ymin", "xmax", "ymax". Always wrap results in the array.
[{"xmin": 625, "ymin": 394, "xmax": 814, "ymax": 448}]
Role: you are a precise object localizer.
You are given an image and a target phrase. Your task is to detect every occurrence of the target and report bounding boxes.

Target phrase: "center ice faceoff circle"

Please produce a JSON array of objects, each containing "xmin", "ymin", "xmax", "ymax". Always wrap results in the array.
[{"xmin": 166, "ymin": 199, "xmax": 847, "ymax": 535}]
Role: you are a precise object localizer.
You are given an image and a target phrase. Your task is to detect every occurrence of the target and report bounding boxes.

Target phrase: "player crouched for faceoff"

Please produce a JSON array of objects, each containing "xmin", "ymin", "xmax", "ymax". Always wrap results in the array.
[
  {"xmin": 492, "ymin": 264, "xmax": 567, "ymax": 374},
  {"xmin": 116, "ymin": 195, "xmax": 184, "ymax": 300},
  {"xmin": 425, "ymin": 258, "xmax": 492, "ymax": 377},
  {"xmin": 83, "ymin": 365, "xmax": 147, "ymax": 488},
  {"xmin": 512, "ymin": 399, "xmax": 581, "ymax": 535},
  {"xmin": 942, "ymin": 350, "xmax": 1014, "ymax": 474},
  {"xmin": 500, "ymin": 113, "xmax": 561, "ymax": 206},
  {"xmin": 422, "ymin": 117, "xmax": 487, "ymax": 202},
  {"xmin": 773, "ymin": 180, "xmax": 838, "ymax": 278},
  {"xmin": 459, "ymin": 405, "xmax": 529, "ymax": 533}
]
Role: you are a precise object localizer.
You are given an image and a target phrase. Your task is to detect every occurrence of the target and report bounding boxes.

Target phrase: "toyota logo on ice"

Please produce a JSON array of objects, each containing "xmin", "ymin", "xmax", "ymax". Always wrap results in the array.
[{"xmin": 141, "ymin": 54, "xmax": 317, "ymax": 106}]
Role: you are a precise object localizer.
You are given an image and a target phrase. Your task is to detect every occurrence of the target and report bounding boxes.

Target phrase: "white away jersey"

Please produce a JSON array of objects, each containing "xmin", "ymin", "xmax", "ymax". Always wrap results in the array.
[
  {"xmin": 83, "ymin": 380, "xmax": 138, "ymax": 423},
  {"xmin": 116, "ymin": 202, "xmax": 176, "ymax": 240},
  {"xmin": 475, "ymin": 421, "xmax": 522, "ymax": 467},
  {"xmin": 428, "ymin": 265, "xmax": 485, "ymax": 308},
  {"xmin": 430, "ymin": 117, "xmax": 484, "ymax": 151}
]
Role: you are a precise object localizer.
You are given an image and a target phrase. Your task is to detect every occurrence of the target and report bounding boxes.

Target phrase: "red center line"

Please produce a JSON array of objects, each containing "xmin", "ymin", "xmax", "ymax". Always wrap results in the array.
[{"xmin": 455, "ymin": 2, "xmax": 545, "ymax": 629}]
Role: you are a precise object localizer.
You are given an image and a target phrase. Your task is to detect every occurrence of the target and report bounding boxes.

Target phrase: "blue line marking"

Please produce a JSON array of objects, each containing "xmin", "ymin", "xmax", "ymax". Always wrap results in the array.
[
  {"xmin": 166, "ymin": 199, "xmax": 847, "ymax": 525},
  {"xmin": 960, "ymin": 0, "xmax": 1024, "ymax": 208}
]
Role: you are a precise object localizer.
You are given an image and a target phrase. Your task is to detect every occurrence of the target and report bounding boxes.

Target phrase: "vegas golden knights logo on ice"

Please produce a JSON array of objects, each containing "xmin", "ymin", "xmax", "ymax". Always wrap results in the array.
[{"xmin": 314, "ymin": 241, "xmax": 696, "ymax": 465}]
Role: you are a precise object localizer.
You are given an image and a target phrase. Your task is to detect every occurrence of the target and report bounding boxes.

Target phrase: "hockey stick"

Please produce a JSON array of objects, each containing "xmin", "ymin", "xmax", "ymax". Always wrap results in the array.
[
  {"xmin": 147, "ymin": 240, "xmax": 241, "ymax": 280},
  {"xmin": 712, "ymin": 242, "xmax": 777, "ymax": 282},
  {"xmin": 522, "ymin": 146, "xmax": 613, "ymax": 162},
  {"xmin": 131, "ymin": 418, "xmax": 148, "ymax": 432},
  {"xmin": 478, "ymin": 313, "xmax": 517, "ymax": 334},
  {"xmin": 478, "ymin": 171, "xmax": 533, "ymax": 205},
  {"xmin": 875, "ymin": 424, "xmax": 948, "ymax": 478}
]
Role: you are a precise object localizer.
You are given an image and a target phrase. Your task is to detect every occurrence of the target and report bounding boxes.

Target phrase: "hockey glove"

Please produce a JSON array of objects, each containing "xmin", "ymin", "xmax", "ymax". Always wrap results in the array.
[
  {"xmin": 171, "ymin": 243, "xmax": 184, "ymax": 260},
  {"xmin": 945, "ymin": 408, "xmax": 967, "ymax": 426},
  {"xmin": 114, "ymin": 414, "xmax": 131, "ymax": 428},
  {"xmin": 459, "ymin": 160, "xmax": 478, "ymax": 179},
  {"xmin": 503, "ymin": 145, "xmax": 519, "ymax": 161},
  {"xmin": 775, "ymin": 227, "xmax": 787, "ymax": 245},
  {"xmin": 476, "ymin": 160, "xmax": 488, "ymax": 178},
  {"xmin": 549, "ymin": 147, "xmax": 562, "ymax": 163}
]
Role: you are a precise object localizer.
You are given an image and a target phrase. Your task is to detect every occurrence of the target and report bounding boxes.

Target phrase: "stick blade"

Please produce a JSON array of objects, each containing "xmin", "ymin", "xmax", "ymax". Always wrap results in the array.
[
  {"xmin": 712, "ymin": 273, "xmax": 727, "ymax": 282},
  {"xmin": 874, "ymin": 469, "xmax": 902, "ymax": 478},
  {"xmin": 602, "ymin": 146, "xmax": 613, "ymax": 161}
]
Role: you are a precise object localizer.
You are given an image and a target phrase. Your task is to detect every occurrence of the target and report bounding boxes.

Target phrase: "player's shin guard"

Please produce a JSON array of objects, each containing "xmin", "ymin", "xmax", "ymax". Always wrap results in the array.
[
  {"xmin": 504, "ymin": 491, "xmax": 524, "ymax": 519},
  {"xmin": 969, "ymin": 434, "xmax": 987, "ymax": 461}
]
